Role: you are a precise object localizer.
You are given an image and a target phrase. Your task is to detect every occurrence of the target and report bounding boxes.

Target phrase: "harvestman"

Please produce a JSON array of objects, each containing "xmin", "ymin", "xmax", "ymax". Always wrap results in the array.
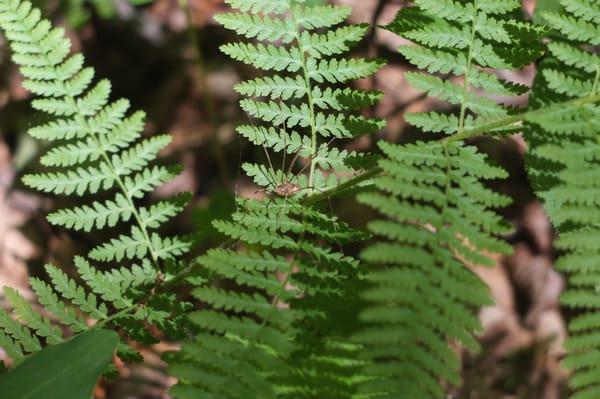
[
  {"xmin": 257, "ymin": 134, "xmax": 339, "ymax": 232},
  {"xmin": 260, "ymin": 136, "xmax": 337, "ymax": 200}
]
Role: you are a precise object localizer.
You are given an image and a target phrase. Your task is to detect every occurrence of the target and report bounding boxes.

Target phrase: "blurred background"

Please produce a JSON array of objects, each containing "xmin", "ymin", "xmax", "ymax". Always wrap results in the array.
[{"xmin": 0, "ymin": 0, "xmax": 569, "ymax": 398}]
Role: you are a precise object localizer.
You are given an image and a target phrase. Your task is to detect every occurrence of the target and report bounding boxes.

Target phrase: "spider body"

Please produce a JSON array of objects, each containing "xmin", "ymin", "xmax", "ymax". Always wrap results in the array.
[{"xmin": 273, "ymin": 183, "xmax": 302, "ymax": 198}]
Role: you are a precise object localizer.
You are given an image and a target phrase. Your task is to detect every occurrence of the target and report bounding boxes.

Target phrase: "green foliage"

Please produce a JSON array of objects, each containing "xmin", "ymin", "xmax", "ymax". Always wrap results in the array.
[
  {"xmin": 386, "ymin": 0, "xmax": 543, "ymax": 137},
  {"xmin": 0, "ymin": 0, "xmax": 599, "ymax": 397},
  {"xmin": 169, "ymin": 0, "xmax": 383, "ymax": 397},
  {"xmin": 533, "ymin": 0, "xmax": 563, "ymax": 24},
  {"xmin": 0, "ymin": 0, "xmax": 189, "ymax": 365},
  {"xmin": 0, "ymin": 0, "xmax": 188, "ymax": 264},
  {"xmin": 215, "ymin": 0, "xmax": 384, "ymax": 193},
  {"xmin": 0, "ymin": 257, "xmax": 160, "ymax": 365},
  {"xmin": 169, "ymin": 199, "xmax": 366, "ymax": 398},
  {"xmin": 0, "ymin": 329, "xmax": 118, "ymax": 399},
  {"xmin": 356, "ymin": 141, "xmax": 511, "ymax": 397},
  {"xmin": 352, "ymin": 1, "xmax": 542, "ymax": 396},
  {"xmin": 524, "ymin": 1, "xmax": 600, "ymax": 398}
]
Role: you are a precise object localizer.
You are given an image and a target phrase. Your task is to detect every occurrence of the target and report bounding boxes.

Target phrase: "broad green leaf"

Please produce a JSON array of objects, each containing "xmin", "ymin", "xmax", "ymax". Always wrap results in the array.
[{"xmin": 0, "ymin": 329, "xmax": 118, "ymax": 399}]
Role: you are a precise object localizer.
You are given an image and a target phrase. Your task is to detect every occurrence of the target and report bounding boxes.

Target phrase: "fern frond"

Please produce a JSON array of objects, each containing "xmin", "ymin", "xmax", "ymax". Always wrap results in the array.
[
  {"xmin": 0, "ymin": 0, "xmax": 188, "ymax": 268},
  {"xmin": 0, "ymin": 0, "xmax": 190, "ymax": 364},
  {"xmin": 542, "ymin": 12, "xmax": 600, "ymax": 45},
  {"xmin": 170, "ymin": 197, "xmax": 365, "ymax": 398},
  {"xmin": 169, "ymin": 7, "xmax": 385, "ymax": 394},
  {"xmin": 0, "ymin": 309, "xmax": 40, "ymax": 354},
  {"xmin": 0, "ymin": 255, "xmax": 161, "ymax": 364},
  {"xmin": 351, "ymin": 2, "xmax": 542, "ymax": 396},
  {"xmin": 171, "ymin": 8, "xmax": 383, "ymax": 394},
  {"xmin": 224, "ymin": 0, "xmax": 290, "ymax": 15},
  {"xmin": 3, "ymin": 287, "xmax": 63, "ymax": 345},
  {"xmin": 29, "ymin": 279, "xmax": 88, "ymax": 332},
  {"xmin": 524, "ymin": 1, "xmax": 600, "ymax": 397},
  {"xmin": 214, "ymin": 13, "xmax": 295, "ymax": 43},
  {"xmin": 355, "ymin": 140, "xmax": 510, "ymax": 397}
]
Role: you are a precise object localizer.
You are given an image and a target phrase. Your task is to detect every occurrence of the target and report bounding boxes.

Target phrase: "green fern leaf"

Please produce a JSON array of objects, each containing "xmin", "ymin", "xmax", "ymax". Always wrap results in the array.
[
  {"xmin": 0, "ymin": 0, "xmax": 189, "ymax": 364},
  {"xmin": 221, "ymin": 42, "xmax": 302, "ymax": 72},
  {"xmin": 0, "ymin": 309, "xmax": 41, "ymax": 353},
  {"xmin": 356, "ymin": 141, "xmax": 510, "ymax": 397},
  {"xmin": 29, "ymin": 278, "xmax": 88, "ymax": 332},
  {"xmin": 387, "ymin": 1, "xmax": 542, "ymax": 137},
  {"xmin": 224, "ymin": 0, "xmax": 290, "ymax": 14},
  {"xmin": 542, "ymin": 12, "xmax": 600, "ymax": 45},
  {"xmin": 523, "ymin": 1, "xmax": 600, "ymax": 397},
  {"xmin": 0, "ymin": 331, "xmax": 23, "ymax": 364},
  {"xmin": 351, "ymin": 1, "xmax": 542, "ymax": 396},
  {"xmin": 169, "ymin": 9, "xmax": 384, "ymax": 398},
  {"xmin": 214, "ymin": 13, "xmax": 295, "ymax": 43}
]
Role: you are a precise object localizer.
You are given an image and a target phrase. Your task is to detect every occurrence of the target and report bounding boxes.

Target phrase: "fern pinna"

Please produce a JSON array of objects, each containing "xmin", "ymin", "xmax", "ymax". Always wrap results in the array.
[
  {"xmin": 354, "ymin": 1, "xmax": 541, "ymax": 396},
  {"xmin": 168, "ymin": 0, "xmax": 382, "ymax": 397},
  {"xmin": 525, "ymin": 1, "xmax": 600, "ymax": 398},
  {"xmin": 0, "ymin": 0, "xmax": 191, "ymax": 365}
]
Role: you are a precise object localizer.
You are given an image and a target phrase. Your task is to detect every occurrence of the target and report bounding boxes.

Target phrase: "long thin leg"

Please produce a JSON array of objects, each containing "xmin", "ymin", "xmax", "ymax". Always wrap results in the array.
[
  {"xmin": 305, "ymin": 186, "xmax": 345, "ymax": 253},
  {"xmin": 281, "ymin": 129, "xmax": 287, "ymax": 177},
  {"xmin": 262, "ymin": 145, "xmax": 280, "ymax": 189},
  {"xmin": 285, "ymin": 149, "xmax": 303, "ymax": 181},
  {"xmin": 290, "ymin": 138, "xmax": 338, "ymax": 187}
]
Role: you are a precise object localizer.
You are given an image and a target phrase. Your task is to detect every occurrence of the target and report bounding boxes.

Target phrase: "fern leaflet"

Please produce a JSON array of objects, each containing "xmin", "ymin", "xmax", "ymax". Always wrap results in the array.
[{"xmin": 356, "ymin": 140, "xmax": 511, "ymax": 397}]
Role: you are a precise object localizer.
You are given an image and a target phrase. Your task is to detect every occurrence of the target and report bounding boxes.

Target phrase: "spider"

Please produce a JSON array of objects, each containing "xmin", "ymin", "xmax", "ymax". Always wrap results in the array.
[
  {"xmin": 246, "ymin": 133, "xmax": 346, "ymax": 252},
  {"xmin": 250, "ymin": 134, "xmax": 339, "ymax": 235},
  {"xmin": 259, "ymin": 136, "xmax": 336, "ymax": 201},
  {"xmin": 273, "ymin": 182, "xmax": 302, "ymax": 198}
]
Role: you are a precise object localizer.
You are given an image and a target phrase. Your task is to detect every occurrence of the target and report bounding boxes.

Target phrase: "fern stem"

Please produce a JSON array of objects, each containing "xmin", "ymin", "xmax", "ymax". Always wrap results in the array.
[
  {"xmin": 95, "ymin": 138, "xmax": 160, "ymax": 265},
  {"xmin": 289, "ymin": 10, "xmax": 319, "ymax": 192},
  {"xmin": 84, "ymin": 125, "xmax": 160, "ymax": 266},
  {"xmin": 301, "ymin": 166, "xmax": 384, "ymax": 206},
  {"xmin": 591, "ymin": 66, "xmax": 600, "ymax": 95},
  {"xmin": 445, "ymin": 94, "xmax": 600, "ymax": 143},
  {"xmin": 92, "ymin": 304, "xmax": 139, "ymax": 330},
  {"xmin": 444, "ymin": 114, "xmax": 524, "ymax": 143},
  {"xmin": 439, "ymin": 143, "xmax": 453, "ymax": 234}
]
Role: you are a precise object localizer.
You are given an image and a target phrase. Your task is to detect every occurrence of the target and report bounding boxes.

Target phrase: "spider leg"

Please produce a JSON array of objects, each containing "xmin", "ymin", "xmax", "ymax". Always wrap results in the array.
[
  {"xmin": 306, "ymin": 185, "xmax": 346, "ymax": 253},
  {"xmin": 264, "ymin": 195, "xmax": 274, "ymax": 218},
  {"xmin": 254, "ymin": 186, "xmax": 268, "ymax": 196},
  {"xmin": 292, "ymin": 138, "xmax": 338, "ymax": 190},
  {"xmin": 262, "ymin": 145, "xmax": 281, "ymax": 190},
  {"xmin": 285, "ymin": 148, "xmax": 303, "ymax": 181},
  {"xmin": 281, "ymin": 129, "xmax": 288, "ymax": 177}
]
